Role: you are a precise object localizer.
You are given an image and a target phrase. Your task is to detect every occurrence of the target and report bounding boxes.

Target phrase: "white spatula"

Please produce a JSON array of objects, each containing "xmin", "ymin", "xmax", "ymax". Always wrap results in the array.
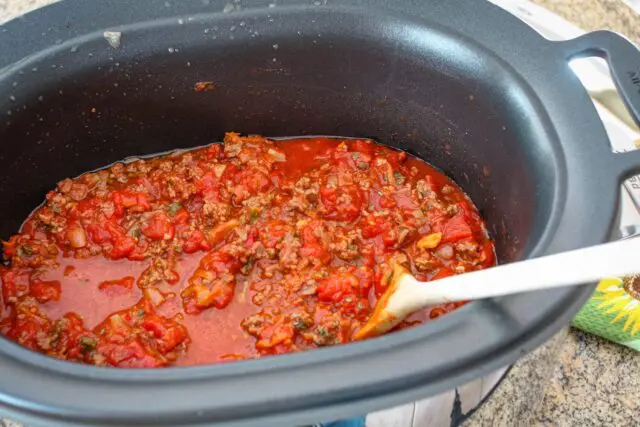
[{"xmin": 354, "ymin": 238, "xmax": 640, "ymax": 340}]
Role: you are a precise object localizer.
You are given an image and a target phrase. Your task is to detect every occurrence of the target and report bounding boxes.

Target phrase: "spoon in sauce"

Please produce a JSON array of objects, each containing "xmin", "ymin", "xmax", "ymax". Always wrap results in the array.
[{"xmin": 354, "ymin": 237, "xmax": 640, "ymax": 340}]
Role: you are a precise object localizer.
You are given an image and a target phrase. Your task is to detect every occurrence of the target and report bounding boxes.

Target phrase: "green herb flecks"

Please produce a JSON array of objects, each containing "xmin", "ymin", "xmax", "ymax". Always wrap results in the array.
[
  {"xmin": 167, "ymin": 202, "xmax": 183, "ymax": 217},
  {"xmin": 249, "ymin": 209, "xmax": 261, "ymax": 224},
  {"xmin": 316, "ymin": 326, "xmax": 331, "ymax": 337},
  {"xmin": 16, "ymin": 245, "xmax": 34, "ymax": 258},
  {"xmin": 292, "ymin": 314, "xmax": 311, "ymax": 331},
  {"xmin": 241, "ymin": 256, "xmax": 254, "ymax": 275},
  {"xmin": 128, "ymin": 226, "xmax": 142, "ymax": 239},
  {"xmin": 79, "ymin": 336, "xmax": 98, "ymax": 353}
]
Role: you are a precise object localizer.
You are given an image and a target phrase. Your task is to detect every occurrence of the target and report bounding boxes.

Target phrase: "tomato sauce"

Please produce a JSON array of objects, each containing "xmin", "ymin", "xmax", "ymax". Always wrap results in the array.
[{"xmin": 0, "ymin": 133, "xmax": 495, "ymax": 368}]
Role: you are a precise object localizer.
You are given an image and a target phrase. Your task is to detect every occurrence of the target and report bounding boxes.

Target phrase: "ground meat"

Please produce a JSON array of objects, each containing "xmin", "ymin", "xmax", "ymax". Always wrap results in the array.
[
  {"xmin": 202, "ymin": 200, "xmax": 231, "ymax": 224},
  {"xmin": 57, "ymin": 179, "xmax": 73, "ymax": 194},
  {"xmin": 290, "ymin": 311, "xmax": 314, "ymax": 332},
  {"xmin": 395, "ymin": 226, "xmax": 414, "ymax": 248},
  {"xmin": 455, "ymin": 240, "xmax": 481, "ymax": 263},
  {"xmin": 286, "ymin": 195, "xmax": 308, "ymax": 213},
  {"xmin": 109, "ymin": 162, "xmax": 128, "ymax": 183},
  {"xmin": 413, "ymin": 252, "xmax": 439, "ymax": 272},
  {"xmin": 262, "ymin": 263, "xmax": 282, "ymax": 279},
  {"xmin": 415, "ymin": 179, "xmax": 433, "ymax": 200},
  {"xmin": 295, "ymin": 176, "xmax": 311, "ymax": 190},
  {"xmin": 299, "ymin": 280, "xmax": 318, "ymax": 296},
  {"xmin": 456, "ymin": 240, "xmax": 479, "ymax": 253},
  {"xmin": 137, "ymin": 258, "xmax": 179, "ymax": 288},
  {"xmin": 243, "ymin": 194, "xmax": 272, "ymax": 210},
  {"xmin": 241, "ymin": 312, "xmax": 267, "ymax": 337},
  {"xmin": 222, "ymin": 241, "xmax": 248, "ymax": 261},
  {"xmin": 307, "ymin": 314, "xmax": 345, "ymax": 346},
  {"xmin": 223, "ymin": 140, "xmax": 243, "ymax": 158},
  {"xmin": 37, "ymin": 209, "xmax": 66, "ymax": 233},
  {"xmin": 277, "ymin": 233, "xmax": 301, "ymax": 269},
  {"xmin": 331, "ymin": 228, "xmax": 360, "ymax": 261},
  {"xmin": 445, "ymin": 204, "xmax": 460, "ymax": 216},
  {"xmin": 68, "ymin": 183, "xmax": 89, "ymax": 201},
  {"xmin": 158, "ymin": 160, "xmax": 173, "ymax": 173},
  {"xmin": 441, "ymin": 185, "xmax": 454, "ymax": 195}
]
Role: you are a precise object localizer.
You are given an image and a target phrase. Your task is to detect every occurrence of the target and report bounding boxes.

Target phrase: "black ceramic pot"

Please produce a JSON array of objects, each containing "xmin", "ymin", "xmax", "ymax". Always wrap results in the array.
[{"xmin": 0, "ymin": 0, "xmax": 639, "ymax": 425}]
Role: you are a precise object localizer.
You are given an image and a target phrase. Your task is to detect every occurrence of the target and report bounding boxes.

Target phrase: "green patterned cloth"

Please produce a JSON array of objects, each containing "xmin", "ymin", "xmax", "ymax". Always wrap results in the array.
[{"xmin": 572, "ymin": 276, "xmax": 640, "ymax": 351}]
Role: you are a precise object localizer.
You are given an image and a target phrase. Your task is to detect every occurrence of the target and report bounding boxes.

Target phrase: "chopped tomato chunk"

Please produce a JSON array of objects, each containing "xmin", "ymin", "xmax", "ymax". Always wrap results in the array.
[
  {"xmin": 109, "ymin": 236, "xmax": 136, "ymax": 260},
  {"xmin": 183, "ymin": 230, "xmax": 211, "ymax": 254},
  {"xmin": 317, "ymin": 274, "xmax": 359, "ymax": 303},
  {"xmin": 141, "ymin": 212, "xmax": 175, "ymax": 241},
  {"xmin": 98, "ymin": 277, "xmax": 135, "ymax": 295},
  {"xmin": 442, "ymin": 215, "xmax": 474, "ymax": 243},
  {"xmin": 320, "ymin": 183, "xmax": 363, "ymax": 222},
  {"xmin": 87, "ymin": 223, "xmax": 112, "ymax": 244},
  {"xmin": 1, "ymin": 269, "xmax": 30, "ymax": 303},
  {"xmin": 350, "ymin": 139, "xmax": 374, "ymax": 157},
  {"xmin": 300, "ymin": 244, "xmax": 331, "ymax": 265},
  {"xmin": 112, "ymin": 191, "xmax": 151, "ymax": 217},
  {"xmin": 30, "ymin": 280, "xmax": 62, "ymax": 303},
  {"xmin": 142, "ymin": 314, "xmax": 189, "ymax": 352}
]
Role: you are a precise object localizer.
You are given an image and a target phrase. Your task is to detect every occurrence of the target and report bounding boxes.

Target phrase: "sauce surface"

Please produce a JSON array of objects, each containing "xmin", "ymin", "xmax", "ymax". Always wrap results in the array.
[{"xmin": 0, "ymin": 134, "xmax": 495, "ymax": 367}]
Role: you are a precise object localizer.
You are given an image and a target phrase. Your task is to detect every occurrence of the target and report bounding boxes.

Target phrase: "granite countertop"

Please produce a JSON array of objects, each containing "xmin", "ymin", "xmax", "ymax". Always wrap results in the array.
[
  {"xmin": 0, "ymin": 1, "xmax": 639, "ymax": 426},
  {"xmin": 534, "ymin": 0, "xmax": 640, "ymax": 44}
]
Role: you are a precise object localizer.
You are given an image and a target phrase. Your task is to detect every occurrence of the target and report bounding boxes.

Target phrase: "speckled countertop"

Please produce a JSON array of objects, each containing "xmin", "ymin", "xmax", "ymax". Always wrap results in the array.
[{"xmin": 0, "ymin": 1, "xmax": 639, "ymax": 426}]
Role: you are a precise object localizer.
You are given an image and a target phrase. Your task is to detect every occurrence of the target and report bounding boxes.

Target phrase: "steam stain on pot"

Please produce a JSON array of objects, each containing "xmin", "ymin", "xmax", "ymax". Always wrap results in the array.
[{"xmin": 194, "ymin": 81, "xmax": 216, "ymax": 92}]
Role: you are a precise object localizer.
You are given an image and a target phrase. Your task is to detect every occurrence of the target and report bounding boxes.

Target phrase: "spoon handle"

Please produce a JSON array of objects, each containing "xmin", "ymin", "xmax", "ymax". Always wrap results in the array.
[{"xmin": 412, "ymin": 238, "xmax": 640, "ymax": 305}]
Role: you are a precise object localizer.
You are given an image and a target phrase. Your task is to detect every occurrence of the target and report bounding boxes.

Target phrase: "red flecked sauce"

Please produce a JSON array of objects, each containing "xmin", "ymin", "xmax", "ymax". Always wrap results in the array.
[{"xmin": 0, "ymin": 133, "xmax": 495, "ymax": 368}]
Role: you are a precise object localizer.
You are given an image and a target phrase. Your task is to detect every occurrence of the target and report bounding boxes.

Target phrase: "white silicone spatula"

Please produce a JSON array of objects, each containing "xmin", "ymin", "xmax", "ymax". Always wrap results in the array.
[{"xmin": 354, "ymin": 238, "xmax": 640, "ymax": 340}]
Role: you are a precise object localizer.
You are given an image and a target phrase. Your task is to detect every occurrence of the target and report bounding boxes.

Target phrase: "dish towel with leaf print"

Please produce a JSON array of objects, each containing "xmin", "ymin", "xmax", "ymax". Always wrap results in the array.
[{"xmin": 572, "ymin": 275, "xmax": 640, "ymax": 351}]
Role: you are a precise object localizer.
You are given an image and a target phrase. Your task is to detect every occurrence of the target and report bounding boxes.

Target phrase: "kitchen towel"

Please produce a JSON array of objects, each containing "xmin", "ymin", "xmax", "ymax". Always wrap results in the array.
[{"xmin": 572, "ymin": 275, "xmax": 640, "ymax": 351}]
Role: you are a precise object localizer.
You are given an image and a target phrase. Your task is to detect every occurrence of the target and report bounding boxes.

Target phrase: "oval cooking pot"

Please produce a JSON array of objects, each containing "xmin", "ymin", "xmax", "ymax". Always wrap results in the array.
[{"xmin": 1, "ymin": 0, "xmax": 640, "ymax": 425}]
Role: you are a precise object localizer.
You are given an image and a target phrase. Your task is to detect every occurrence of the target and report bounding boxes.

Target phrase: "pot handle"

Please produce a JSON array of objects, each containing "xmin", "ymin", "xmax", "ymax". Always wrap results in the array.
[{"xmin": 561, "ymin": 30, "xmax": 640, "ymax": 179}]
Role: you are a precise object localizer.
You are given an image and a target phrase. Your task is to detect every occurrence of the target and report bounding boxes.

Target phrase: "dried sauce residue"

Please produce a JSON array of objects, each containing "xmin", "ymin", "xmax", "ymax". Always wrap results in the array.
[{"xmin": 194, "ymin": 81, "xmax": 216, "ymax": 92}]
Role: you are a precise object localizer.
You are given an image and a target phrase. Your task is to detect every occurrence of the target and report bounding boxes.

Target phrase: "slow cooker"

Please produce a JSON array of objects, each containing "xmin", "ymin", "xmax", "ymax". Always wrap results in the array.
[{"xmin": 0, "ymin": 0, "xmax": 639, "ymax": 425}]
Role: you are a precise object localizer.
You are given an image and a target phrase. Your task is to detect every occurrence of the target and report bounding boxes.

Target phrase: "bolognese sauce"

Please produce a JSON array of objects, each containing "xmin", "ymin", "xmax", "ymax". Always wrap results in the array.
[{"xmin": 0, "ymin": 133, "xmax": 495, "ymax": 368}]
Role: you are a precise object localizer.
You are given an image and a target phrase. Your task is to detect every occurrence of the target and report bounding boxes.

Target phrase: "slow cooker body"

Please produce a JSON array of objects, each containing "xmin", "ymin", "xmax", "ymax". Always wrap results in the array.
[{"xmin": 0, "ymin": 0, "xmax": 631, "ymax": 425}]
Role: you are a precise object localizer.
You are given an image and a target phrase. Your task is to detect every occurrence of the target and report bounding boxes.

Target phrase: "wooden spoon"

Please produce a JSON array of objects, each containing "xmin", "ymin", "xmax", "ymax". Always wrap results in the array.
[{"xmin": 354, "ymin": 238, "xmax": 640, "ymax": 340}]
